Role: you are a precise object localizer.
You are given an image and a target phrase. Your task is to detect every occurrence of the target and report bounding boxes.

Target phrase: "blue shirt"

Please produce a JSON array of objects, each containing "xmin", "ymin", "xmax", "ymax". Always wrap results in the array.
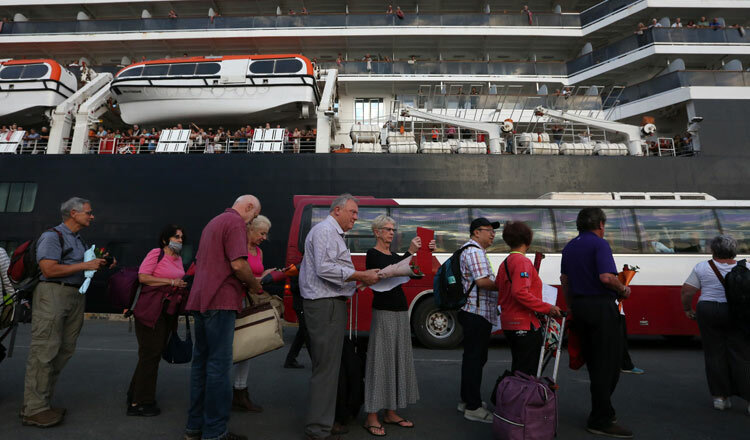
[
  {"xmin": 36, "ymin": 223, "xmax": 87, "ymax": 284},
  {"xmin": 560, "ymin": 231, "xmax": 618, "ymax": 298},
  {"xmin": 299, "ymin": 215, "xmax": 356, "ymax": 300}
]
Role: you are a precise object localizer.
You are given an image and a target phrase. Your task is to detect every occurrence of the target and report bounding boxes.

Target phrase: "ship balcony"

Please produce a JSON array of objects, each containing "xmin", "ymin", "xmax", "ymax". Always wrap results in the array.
[
  {"xmin": 568, "ymin": 27, "xmax": 750, "ymax": 82},
  {"xmin": 608, "ymin": 69, "xmax": 750, "ymax": 120},
  {"xmin": 0, "ymin": 12, "xmax": 582, "ymax": 37},
  {"xmin": 324, "ymin": 61, "xmax": 567, "ymax": 82}
]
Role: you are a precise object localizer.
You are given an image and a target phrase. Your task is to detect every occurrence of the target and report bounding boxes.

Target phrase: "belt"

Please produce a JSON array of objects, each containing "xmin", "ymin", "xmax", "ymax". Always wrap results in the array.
[{"xmin": 42, "ymin": 280, "xmax": 83, "ymax": 289}]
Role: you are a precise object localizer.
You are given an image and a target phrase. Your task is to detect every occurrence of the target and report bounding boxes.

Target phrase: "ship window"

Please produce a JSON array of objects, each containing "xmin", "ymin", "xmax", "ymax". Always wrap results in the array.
[
  {"xmin": 274, "ymin": 59, "xmax": 303, "ymax": 74},
  {"xmin": 354, "ymin": 98, "xmax": 384, "ymax": 124},
  {"xmin": 142, "ymin": 65, "xmax": 170, "ymax": 76},
  {"xmin": 0, "ymin": 65, "xmax": 24, "ymax": 80},
  {"xmin": 195, "ymin": 63, "xmax": 220, "ymax": 75},
  {"xmin": 118, "ymin": 66, "xmax": 143, "ymax": 78},
  {"xmin": 169, "ymin": 63, "xmax": 197, "ymax": 76},
  {"xmin": 0, "ymin": 182, "xmax": 37, "ymax": 213},
  {"xmin": 20, "ymin": 64, "xmax": 49, "ymax": 79},
  {"xmin": 249, "ymin": 60, "xmax": 274, "ymax": 74}
]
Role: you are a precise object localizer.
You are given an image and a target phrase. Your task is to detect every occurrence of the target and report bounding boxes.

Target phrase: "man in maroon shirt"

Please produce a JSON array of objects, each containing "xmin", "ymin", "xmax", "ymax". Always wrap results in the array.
[{"xmin": 185, "ymin": 195, "xmax": 262, "ymax": 440}]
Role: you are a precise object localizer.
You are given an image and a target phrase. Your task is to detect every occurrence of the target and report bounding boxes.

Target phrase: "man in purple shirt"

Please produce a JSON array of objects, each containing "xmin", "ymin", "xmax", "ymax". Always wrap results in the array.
[
  {"xmin": 560, "ymin": 208, "xmax": 632, "ymax": 439},
  {"xmin": 185, "ymin": 195, "xmax": 262, "ymax": 440}
]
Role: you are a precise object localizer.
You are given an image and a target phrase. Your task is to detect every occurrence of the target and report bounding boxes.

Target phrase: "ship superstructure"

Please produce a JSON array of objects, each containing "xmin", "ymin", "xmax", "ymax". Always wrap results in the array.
[{"xmin": 1, "ymin": 0, "xmax": 750, "ymax": 156}]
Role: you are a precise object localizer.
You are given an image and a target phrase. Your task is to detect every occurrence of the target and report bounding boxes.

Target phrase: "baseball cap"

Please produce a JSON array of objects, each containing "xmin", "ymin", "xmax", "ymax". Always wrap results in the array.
[{"xmin": 470, "ymin": 217, "xmax": 500, "ymax": 235}]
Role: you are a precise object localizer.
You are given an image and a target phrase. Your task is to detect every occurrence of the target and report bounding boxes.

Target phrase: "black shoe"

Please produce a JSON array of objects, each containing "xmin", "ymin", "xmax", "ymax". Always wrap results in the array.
[
  {"xmin": 586, "ymin": 422, "xmax": 633, "ymax": 438},
  {"xmin": 126, "ymin": 403, "xmax": 161, "ymax": 417},
  {"xmin": 284, "ymin": 359, "xmax": 305, "ymax": 369},
  {"xmin": 224, "ymin": 432, "xmax": 248, "ymax": 440}
]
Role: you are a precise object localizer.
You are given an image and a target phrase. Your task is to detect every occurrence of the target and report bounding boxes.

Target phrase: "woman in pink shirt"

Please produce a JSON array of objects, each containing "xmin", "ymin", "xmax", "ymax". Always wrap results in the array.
[
  {"xmin": 232, "ymin": 215, "xmax": 276, "ymax": 413},
  {"xmin": 127, "ymin": 225, "xmax": 187, "ymax": 417}
]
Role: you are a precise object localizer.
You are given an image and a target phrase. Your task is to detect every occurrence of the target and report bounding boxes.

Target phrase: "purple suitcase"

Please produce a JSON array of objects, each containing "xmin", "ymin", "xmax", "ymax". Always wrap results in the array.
[{"xmin": 492, "ymin": 315, "xmax": 567, "ymax": 440}]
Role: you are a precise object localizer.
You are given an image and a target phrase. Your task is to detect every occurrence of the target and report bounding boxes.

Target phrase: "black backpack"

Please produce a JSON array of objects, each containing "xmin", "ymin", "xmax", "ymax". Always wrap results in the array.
[
  {"xmin": 432, "ymin": 244, "xmax": 480, "ymax": 310},
  {"xmin": 723, "ymin": 259, "xmax": 750, "ymax": 336}
]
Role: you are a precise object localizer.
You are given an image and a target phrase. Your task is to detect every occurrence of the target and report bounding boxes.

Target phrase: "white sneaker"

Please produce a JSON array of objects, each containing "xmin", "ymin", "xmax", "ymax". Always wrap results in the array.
[
  {"xmin": 464, "ymin": 406, "xmax": 493, "ymax": 424},
  {"xmin": 713, "ymin": 398, "xmax": 732, "ymax": 410},
  {"xmin": 457, "ymin": 401, "xmax": 487, "ymax": 412}
]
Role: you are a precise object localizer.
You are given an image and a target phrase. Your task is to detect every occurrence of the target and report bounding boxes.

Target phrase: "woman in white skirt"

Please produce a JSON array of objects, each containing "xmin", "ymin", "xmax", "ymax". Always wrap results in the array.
[{"xmin": 362, "ymin": 214, "xmax": 435, "ymax": 436}]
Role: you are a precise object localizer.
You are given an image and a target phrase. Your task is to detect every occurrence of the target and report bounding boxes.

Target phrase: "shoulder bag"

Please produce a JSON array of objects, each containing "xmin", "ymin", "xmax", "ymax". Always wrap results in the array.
[
  {"xmin": 162, "ymin": 315, "xmax": 192, "ymax": 364},
  {"xmin": 232, "ymin": 293, "xmax": 284, "ymax": 362}
]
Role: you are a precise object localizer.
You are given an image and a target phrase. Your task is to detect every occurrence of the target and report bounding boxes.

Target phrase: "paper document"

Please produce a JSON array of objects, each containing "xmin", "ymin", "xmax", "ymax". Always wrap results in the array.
[
  {"xmin": 370, "ymin": 276, "xmax": 411, "ymax": 292},
  {"xmin": 542, "ymin": 284, "xmax": 558, "ymax": 306}
]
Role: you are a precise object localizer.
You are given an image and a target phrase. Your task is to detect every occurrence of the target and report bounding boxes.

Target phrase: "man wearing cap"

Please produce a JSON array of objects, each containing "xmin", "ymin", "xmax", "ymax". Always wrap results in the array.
[{"xmin": 457, "ymin": 217, "xmax": 500, "ymax": 423}]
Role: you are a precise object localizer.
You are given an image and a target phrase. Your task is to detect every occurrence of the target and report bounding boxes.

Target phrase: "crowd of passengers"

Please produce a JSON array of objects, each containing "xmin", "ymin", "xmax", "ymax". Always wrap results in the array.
[
  {"xmin": 3, "ymin": 194, "xmax": 749, "ymax": 440},
  {"xmin": 635, "ymin": 16, "xmax": 746, "ymax": 34},
  {"xmin": 88, "ymin": 123, "xmax": 317, "ymax": 153}
]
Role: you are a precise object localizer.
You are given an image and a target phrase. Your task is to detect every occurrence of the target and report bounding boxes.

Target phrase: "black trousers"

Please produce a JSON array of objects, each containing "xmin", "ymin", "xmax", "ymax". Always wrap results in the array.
[
  {"xmin": 620, "ymin": 315, "xmax": 635, "ymax": 371},
  {"xmin": 128, "ymin": 312, "xmax": 176, "ymax": 405},
  {"xmin": 696, "ymin": 301, "xmax": 750, "ymax": 400},
  {"xmin": 285, "ymin": 302, "xmax": 311, "ymax": 363},
  {"xmin": 458, "ymin": 310, "xmax": 492, "ymax": 411},
  {"xmin": 570, "ymin": 295, "xmax": 623, "ymax": 429},
  {"xmin": 504, "ymin": 326, "xmax": 543, "ymax": 376}
]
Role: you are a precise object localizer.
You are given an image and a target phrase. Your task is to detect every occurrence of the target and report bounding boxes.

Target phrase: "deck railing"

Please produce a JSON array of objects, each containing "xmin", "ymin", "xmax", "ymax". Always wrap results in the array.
[{"xmin": 0, "ymin": 12, "xmax": 580, "ymax": 35}]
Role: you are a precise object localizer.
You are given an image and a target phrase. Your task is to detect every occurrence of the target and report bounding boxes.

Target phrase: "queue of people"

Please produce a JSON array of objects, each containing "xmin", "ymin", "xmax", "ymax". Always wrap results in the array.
[{"xmin": 10, "ymin": 194, "xmax": 750, "ymax": 440}]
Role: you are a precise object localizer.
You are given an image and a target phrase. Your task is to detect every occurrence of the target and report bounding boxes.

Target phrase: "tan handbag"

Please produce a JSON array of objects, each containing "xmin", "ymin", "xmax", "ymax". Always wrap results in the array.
[{"xmin": 233, "ymin": 300, "xmax": 284, "ymax": 363}]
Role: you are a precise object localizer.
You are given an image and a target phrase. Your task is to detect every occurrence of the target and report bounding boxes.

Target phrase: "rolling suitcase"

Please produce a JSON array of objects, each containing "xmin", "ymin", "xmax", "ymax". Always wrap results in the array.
[{"xmin": 492, "ymin": 313, "xmax": 568, "ymax": 440}]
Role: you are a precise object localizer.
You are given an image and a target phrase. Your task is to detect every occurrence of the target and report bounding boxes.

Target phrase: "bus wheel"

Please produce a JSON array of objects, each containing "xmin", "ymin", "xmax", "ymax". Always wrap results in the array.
[{"xmin": 412, "ymin": 297, "xmax": 463, "ymax": 349}]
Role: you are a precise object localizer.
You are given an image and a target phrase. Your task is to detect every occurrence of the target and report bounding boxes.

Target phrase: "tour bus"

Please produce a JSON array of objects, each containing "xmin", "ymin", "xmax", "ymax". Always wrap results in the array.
[{"xmin": 283, "ymin": 193, "xmax": 750, "ymax": 348}]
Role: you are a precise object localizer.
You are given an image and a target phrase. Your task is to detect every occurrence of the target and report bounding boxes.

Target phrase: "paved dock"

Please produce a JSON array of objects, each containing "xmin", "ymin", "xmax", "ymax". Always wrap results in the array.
[{"xmin": 0, "ymin": 321, "xmax": 747, "ymax": 440}]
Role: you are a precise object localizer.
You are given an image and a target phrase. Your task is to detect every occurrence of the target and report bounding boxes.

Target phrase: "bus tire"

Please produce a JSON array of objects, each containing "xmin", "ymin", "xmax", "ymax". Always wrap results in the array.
[{"xmin": 412, "ymin": 296, "xmax": 463, "ymax": 349}]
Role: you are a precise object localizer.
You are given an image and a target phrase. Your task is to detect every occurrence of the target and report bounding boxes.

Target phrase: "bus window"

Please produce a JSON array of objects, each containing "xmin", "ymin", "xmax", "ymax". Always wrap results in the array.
[
  {"xmin": 635, "ymin": 209, "xmax": 719, "ymax": 254},
  {"xmin": 473, "ymin": 208, "xmax": 554, "ymax": 253},
  {"xmin": 309, "ymin": 206, "xmax": 387, "ymax": 254},
  {"xmin": 391, "ymin": 207, "xmax": 470, "ymax": 253},
  {"xmin": 554, "ymin": 208, "xmax": 639, "ymax": 253},
  {"xmin": 716, "ymin": 209, "xmax": 750, "ymax": 253}
]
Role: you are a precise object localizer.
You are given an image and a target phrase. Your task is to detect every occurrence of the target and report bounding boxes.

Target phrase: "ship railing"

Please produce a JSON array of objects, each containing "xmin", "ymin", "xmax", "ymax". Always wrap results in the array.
[
  {"xmin": 0, "ymin": 12, "xmax": 581, "ymax": 36},
  {"xmin": 568, "ymin": 27, "xmax": 750, "ymax": 75},
  {"xmin": 11, "ymin": 139, "xmax": 48, "ymax": 154},
  {"xmin": 321, "ymin": 60, "xmax": 567, "ymax": 77},
  {"xmin": 580, "ymin": 0, "xmax": 640, "ymax": 27},
  {"xmin": 615, "ymin": 70, "xmax": 750, "ymax": 106}
]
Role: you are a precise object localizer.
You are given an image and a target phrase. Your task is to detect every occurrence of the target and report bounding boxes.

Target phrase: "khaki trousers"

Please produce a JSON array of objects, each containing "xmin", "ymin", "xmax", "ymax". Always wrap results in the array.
[{"xmin": 23, "ymin": 282, "xmax": 85, "ymax": 416}]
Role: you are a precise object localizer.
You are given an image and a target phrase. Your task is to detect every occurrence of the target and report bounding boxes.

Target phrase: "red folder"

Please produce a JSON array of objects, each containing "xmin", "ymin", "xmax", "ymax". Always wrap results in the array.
[{"xmin": 416, "ymin": 227, "xmax": 435, "ymax": 275}]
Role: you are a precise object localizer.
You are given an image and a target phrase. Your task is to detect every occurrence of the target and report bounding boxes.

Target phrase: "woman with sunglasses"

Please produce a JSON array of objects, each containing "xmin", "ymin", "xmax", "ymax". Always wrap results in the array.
[
  {"xmin": 127, "ymin": 224, "xmax": 188, "ymax": 416},
  {"xmin": 362, "ymin": 214, "xmax": 435, "ymax": 436}
]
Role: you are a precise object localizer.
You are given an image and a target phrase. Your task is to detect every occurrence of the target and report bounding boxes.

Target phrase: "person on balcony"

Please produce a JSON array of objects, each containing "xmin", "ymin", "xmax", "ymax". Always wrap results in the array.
[
  {"xmin": 521, "ymin": 5, "xmax": 533, "ymax": 25},
  {"xmin": 648, "ymin": 18, "xmax": 661, "ymax": 28},
  {"xmin": 710, "ymin": 18, "xmax": 723, "ymax": 30},
  {"xmin": 698, "ymin": 17, "xmax": 709, "ymax": 27},
  {"xmin": 671, "ymin": 18, "xmax": 682, "ymax": 28}
]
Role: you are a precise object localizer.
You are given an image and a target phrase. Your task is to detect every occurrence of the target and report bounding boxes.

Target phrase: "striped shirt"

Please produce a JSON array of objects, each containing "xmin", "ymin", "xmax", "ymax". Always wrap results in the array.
[
  {"xmin": 0, "ymin": 247, "xmax": 15, "ymax": 299},
  {"xmin": 459, "ymin": 239, "xmax": 498, "ymax": 325}
]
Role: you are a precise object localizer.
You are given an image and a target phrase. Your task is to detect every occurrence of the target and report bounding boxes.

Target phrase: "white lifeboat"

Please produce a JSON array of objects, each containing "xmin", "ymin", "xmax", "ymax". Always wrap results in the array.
[
  {"xmin": 0, "ymin": 59, "xmax": 78, "ymax": 124},
  {"xmin": 111, "ymin": 54, "xmax": 320, "ymax": 125}
]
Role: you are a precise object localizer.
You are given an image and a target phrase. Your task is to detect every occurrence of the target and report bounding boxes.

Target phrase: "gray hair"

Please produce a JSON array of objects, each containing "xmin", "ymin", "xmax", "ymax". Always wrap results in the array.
[
  {"xmin": 710, "ymin": 234, "xmax": 737, "ymax": 259},
  {"xmin": 60, "ymin": 197, "xmax": 90, "ymax": 219},
  {"xmin": 371, "ymin": 214, "xmax": 396, "ymax": 233},
  {"xmin": 248, "ymin": 215, "xmax": 271, "ymax": 231},
  {"xmin": 329, "ymin": 193, "xmax": 359, "ymax": 212}
]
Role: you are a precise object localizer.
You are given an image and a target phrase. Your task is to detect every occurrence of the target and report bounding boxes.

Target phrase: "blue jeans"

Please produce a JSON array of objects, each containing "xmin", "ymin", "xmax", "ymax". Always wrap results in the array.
[{"xmin": 186, "ymin": 310, "xmax": 236, "ymax": 440}]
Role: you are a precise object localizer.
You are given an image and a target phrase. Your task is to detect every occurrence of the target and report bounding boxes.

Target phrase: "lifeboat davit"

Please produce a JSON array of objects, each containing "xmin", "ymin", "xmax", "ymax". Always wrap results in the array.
[
  {"xmin": 111, "ymin": 54, "xmax": 320, "ymax": 125},
  {"xmin": 0, "ymin": 59, "xmax": 78, "ymax": 124}
]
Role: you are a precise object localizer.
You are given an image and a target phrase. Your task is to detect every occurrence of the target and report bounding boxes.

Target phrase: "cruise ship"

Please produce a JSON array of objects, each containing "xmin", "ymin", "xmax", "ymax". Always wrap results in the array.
[{"xmin": 1, "ymin": 0, "xmax": 750, "ymax": 311}]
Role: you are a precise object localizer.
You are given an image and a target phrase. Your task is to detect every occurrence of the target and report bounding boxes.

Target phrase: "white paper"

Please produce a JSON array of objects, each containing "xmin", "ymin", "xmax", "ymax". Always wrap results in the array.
[
  {"xmin": 491, "ymin": 305, "xmax": 502, "ymax": 332},
  {"xmin": 542, "ymin": 284, "xmax": 558, "ymax": 306},
  {"xmin": 370, "ymin": 276, "xmax": 411, "ymax": 292}
]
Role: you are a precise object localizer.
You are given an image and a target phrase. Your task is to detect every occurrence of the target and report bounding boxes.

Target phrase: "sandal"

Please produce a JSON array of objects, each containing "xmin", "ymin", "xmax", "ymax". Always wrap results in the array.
[
  {"xmin": 384, "ymin": 418, "xmax": 414, "ymax": 428},
  {"xmin": 363, "ymin": 424, "xmax": 387, "ymax": 437}
]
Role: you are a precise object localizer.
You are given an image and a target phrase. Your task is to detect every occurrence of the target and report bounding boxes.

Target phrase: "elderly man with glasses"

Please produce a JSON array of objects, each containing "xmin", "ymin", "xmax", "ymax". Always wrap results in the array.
[
  {"xmin": 457, "ymin": 217, "xmax": 500, "ymax": 423},
  {"xmin": 22, "ymin": 197, "xmax": 115, "ymax": 428}
]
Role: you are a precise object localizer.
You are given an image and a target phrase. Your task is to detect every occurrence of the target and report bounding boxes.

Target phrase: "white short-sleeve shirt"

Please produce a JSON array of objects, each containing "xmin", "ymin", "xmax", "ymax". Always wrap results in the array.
[{"xmin": 684, "ymin": 260, "xmax": 737, "ymax": 303}]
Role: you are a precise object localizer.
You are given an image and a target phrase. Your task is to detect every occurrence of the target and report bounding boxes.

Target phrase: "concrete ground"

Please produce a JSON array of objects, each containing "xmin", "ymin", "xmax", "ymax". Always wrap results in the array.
[{"xmin": 0, "ymin": 321, "xmax": 748, "ymax": 440}]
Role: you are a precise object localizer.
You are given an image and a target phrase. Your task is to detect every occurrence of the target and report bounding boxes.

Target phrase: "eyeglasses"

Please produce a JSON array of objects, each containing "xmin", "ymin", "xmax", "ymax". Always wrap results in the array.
[{"xmin": 379, "ymin": 227, "xmax": 397, "ymax": 233}]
